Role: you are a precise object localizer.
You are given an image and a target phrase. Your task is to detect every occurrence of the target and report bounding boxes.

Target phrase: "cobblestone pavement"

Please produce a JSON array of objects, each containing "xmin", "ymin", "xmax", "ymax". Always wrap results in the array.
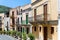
[{"xmin": 0, "ymin": 35, "xmax": 18, "ymax": 40}]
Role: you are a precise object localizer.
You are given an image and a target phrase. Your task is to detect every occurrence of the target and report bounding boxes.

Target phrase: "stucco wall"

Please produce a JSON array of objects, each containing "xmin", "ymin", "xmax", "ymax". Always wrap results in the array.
[{"xmin": 0, "ymin": 13, "xmax": 4, "ymax": 31}]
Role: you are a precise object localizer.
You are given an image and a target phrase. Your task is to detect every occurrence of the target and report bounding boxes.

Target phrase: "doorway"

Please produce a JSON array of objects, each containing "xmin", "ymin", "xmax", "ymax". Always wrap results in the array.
[
  {"xmin": 44, "ymin": 27, "xmax": 48, "ymax": 40},
  {"xmin": 0, "ymin": 28, "xmax": 2, "ymax": 31},
  {"xmin": 26, "ymin": 27, "xmax": 29, "ymax": 34}
]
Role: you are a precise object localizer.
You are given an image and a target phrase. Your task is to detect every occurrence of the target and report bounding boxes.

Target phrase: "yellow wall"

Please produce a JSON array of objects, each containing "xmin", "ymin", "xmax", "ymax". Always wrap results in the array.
[
  {"xmin": 48, "ymin": 0, "xmax": 58, "ymax": 20},
  {"xmin": 9, "ymin": 8, "xmax": 17, "ymax": 31},
  {"xmin": 52, "ymin": 25, "xmax": 57, "ymax": 40},
  {"xmin": 31, "ymin": 0, "xmax": 58, "ymax": 21},
  {"xmin": 36, "ymin": 5, "xmax": 43, "ymax": 15},
  {"xmin": 0, "ymin": 13, "xmax": 4, "ymax": 31},
  {"xmin": 31, "ymin": 0, "xmax": 58, "ymax": 40}
]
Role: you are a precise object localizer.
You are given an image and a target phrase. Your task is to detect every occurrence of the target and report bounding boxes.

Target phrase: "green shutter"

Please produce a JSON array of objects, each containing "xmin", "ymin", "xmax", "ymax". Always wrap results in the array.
[
  {"xmin": 26, "ymin": 15, "xmax": 28, "ymax": 24},
  {"xmin": 22, "ymin": 28, "xmax": 24, "ymax": 33}
]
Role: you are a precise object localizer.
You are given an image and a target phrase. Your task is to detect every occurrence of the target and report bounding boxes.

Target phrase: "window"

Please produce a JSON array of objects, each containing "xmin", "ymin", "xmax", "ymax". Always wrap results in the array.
[
  {"xmin": 34, "ymin": 26, "xmax": 36, "ymax": 31},
  {"xmin": 12, "ymin": 11, "xmax": 14, "ymax": 16},
  {"xmin": 34, "ymin": 9, "xmax": 36, "ymax": 13},
  {"xmin": 40, "ymin": 27, "xmax": 41, "ymax": 32},
  {"xmin": 21, "ymin": 9, "xmax": 22, "ymax": 12},
  {"xmin": 44, "ymin": 4, "xmax": 47, "ymax": 20},
  {"xmin": 6, "ymin": 12, "xmax": 9, "ymax": 17},
  {"xmin": 12, "ymin": 11, "xmax": 14, "ymax": 14},
  {"xmin": 6, "ymin": 22, "xmax": 9, "ymax": 31},
  {"xmin": 17, "ymin": 10, "xmax": 18, "ymax": 15},
  {"xmin": 51, "ymin": 27, "xmax": 54, "ymax": 34},
  {"xmin": 21, "ymin": 17, "xmax": 22, "ymax": 24},
  {"xmin": 17, "ymin": 18, "xmax": 19, "ymax": 24},
  {"xmin": 12, "ymin": 18, "xmax": 15, "ymax": 25},
  {"xmin": 20, "ymin": 9, "xmax": 22, "ymax": 15}
]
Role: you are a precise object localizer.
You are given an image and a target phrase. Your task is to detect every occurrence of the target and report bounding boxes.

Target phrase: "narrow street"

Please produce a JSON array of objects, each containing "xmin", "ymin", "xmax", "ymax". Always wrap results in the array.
[{"xmin": 0, "ymin": 35, "xmax": 18, "ymax": 40}]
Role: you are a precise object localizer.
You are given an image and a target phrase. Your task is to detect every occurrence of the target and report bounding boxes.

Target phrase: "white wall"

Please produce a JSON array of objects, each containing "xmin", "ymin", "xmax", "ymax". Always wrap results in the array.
[
  {"xmin": 58, "ymin": 19, "xmax": 60, "ymax": 40},
  {"xmin": 17, "ymin": 15, "xmax": 22, "ymax": 24},
  {"xmin": 4, "ymin": 17, "xmax": 10, "ymax": 31},
  {"xmin": 58, "ymin": 0, "xmax": 60, "ymax": 40}
]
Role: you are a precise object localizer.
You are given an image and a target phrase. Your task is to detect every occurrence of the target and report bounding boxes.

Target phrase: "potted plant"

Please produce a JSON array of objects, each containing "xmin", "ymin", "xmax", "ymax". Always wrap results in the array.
[{"xmin": 28, "ymin": 33, "xmax": 35, "ymax": 40}]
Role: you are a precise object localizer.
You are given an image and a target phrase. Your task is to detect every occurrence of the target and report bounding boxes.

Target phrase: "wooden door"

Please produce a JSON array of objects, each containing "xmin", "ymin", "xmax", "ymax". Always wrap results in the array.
[
  {"xmin": 26, "ymin": 27, "xmax": 29, "ymax": 34},
  {"xmin": 34, "ymin": 9, "xmax": 36, "ymax": 21},
  {"xmin": 44, "ymin": 27, "xmax": 48, "ymax": 40}
]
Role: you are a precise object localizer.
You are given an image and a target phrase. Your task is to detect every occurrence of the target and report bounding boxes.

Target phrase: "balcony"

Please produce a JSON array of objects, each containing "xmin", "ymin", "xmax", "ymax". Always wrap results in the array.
[
  {"xmin": 28, "ymin": 16, "xmax": 34, "ymax": 22},
  {"xmin": 28, "ymin": 14, "xmax": 51, "ymax": 22},
  {"xmin": 10, "ymin": 16, "xmax": 17, "ymax": 18},
  {"xmin": 10, "ymin": 24, "xmax": 15, "ymax": 27},
  {"xmin": 36, "ymin": 14, "xmax": 51, "ymax": 22},
  {"xmin": 16, "ymin": 21, "xmax": 20, "ymax": 26}
]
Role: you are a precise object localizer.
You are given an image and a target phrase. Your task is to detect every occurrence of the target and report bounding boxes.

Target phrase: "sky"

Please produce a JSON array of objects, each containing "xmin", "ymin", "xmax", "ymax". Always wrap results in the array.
[{"xmin": 0, "ymin": 0, "xmax": 31, "ymax": 8}]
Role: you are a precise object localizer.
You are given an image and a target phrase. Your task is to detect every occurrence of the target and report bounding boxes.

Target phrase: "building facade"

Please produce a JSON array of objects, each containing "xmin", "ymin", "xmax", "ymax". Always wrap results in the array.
[
  {"xmin": 29, "ymin": 0, "xmax": 58, "ymax": 40},
  {"xmin": 20, "ymin": 4, "xmax": 32, "ymax": 34},
  {"xmin": 4, "ymin": 12, "xmax": 10, "ymax": 31},
  {"xmin": 9, "ymin": 8, "xmax": 17, "ymax": 31},
  {"xmin": 1, "ymin": 0, "xmax": 58, "ymax": 40},
  {"xmin": 0, "ymin": 13, "xmax": 4, "ymax": 31}
]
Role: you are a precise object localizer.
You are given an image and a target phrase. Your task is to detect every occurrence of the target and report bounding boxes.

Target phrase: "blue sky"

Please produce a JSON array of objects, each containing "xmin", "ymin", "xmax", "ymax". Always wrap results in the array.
[{"xmin": 0, "ymin": 0, "xmax": 31, "ymax": 8}]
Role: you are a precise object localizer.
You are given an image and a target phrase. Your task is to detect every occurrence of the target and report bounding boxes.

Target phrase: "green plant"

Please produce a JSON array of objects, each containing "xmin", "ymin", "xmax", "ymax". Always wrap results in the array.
[
  {"xmin": 4, "ymin": 31, "xmax": 7, "ymax": 34},
  {"xmin": 0, "ymin": 31, "xmax": 3, "ymax": 34},
  {"xmin": 22, "ymin": 33, "xmax": 27, "ymax": 40},
  {"xmin": 11, "ymin": 31, "xmax": 16, "ymax": 36},
  {"xmin": 16, "ymin": 32, "xmax": 22, "ymax": 37},
  {"xmin": 28, "ymin": 33, "xmax": 35, "ymax": 40},
  {"xmin": 7, "ymin": 31, "xmax": 11, "ymax": 35}
]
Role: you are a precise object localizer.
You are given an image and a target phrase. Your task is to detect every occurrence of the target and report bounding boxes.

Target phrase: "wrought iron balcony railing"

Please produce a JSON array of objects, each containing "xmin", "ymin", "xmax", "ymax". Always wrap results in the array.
[
  {"xmin": 28, "ymin": 14, "xmax": 51, "ymax": 22},
  {"xmin": 28, "ymin": 16, "xmax": 34, "ymax": 22}
]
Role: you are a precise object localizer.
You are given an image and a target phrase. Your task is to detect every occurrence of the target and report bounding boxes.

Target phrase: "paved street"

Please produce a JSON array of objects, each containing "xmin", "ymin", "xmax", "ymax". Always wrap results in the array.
[{"xmin": 0, "ymin": 35, "xmax": 18, "ymax": 40}]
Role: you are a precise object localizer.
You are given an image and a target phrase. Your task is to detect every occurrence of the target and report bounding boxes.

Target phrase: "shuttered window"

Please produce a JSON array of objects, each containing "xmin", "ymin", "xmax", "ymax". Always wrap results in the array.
[{"xmin": 26, "ymin": 15, "xmax": 28, "ymax": 24}]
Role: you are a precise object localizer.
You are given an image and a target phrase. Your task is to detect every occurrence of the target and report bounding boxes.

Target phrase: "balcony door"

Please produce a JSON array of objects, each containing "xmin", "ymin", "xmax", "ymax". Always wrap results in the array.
[
  {"xmin": 34, "ymin": 9, "xmax": 36, "ymax": 21},
  {"xmin": 26, "ymin": 14, "xmax": 28, "ymax": 24},
  {"xmin": 12, "ymin": 11, "xmax": 15, "ymax": 26},
  {"xmin": 44, "ymin": 4, "xmax": 47, "ymax": 21}
]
